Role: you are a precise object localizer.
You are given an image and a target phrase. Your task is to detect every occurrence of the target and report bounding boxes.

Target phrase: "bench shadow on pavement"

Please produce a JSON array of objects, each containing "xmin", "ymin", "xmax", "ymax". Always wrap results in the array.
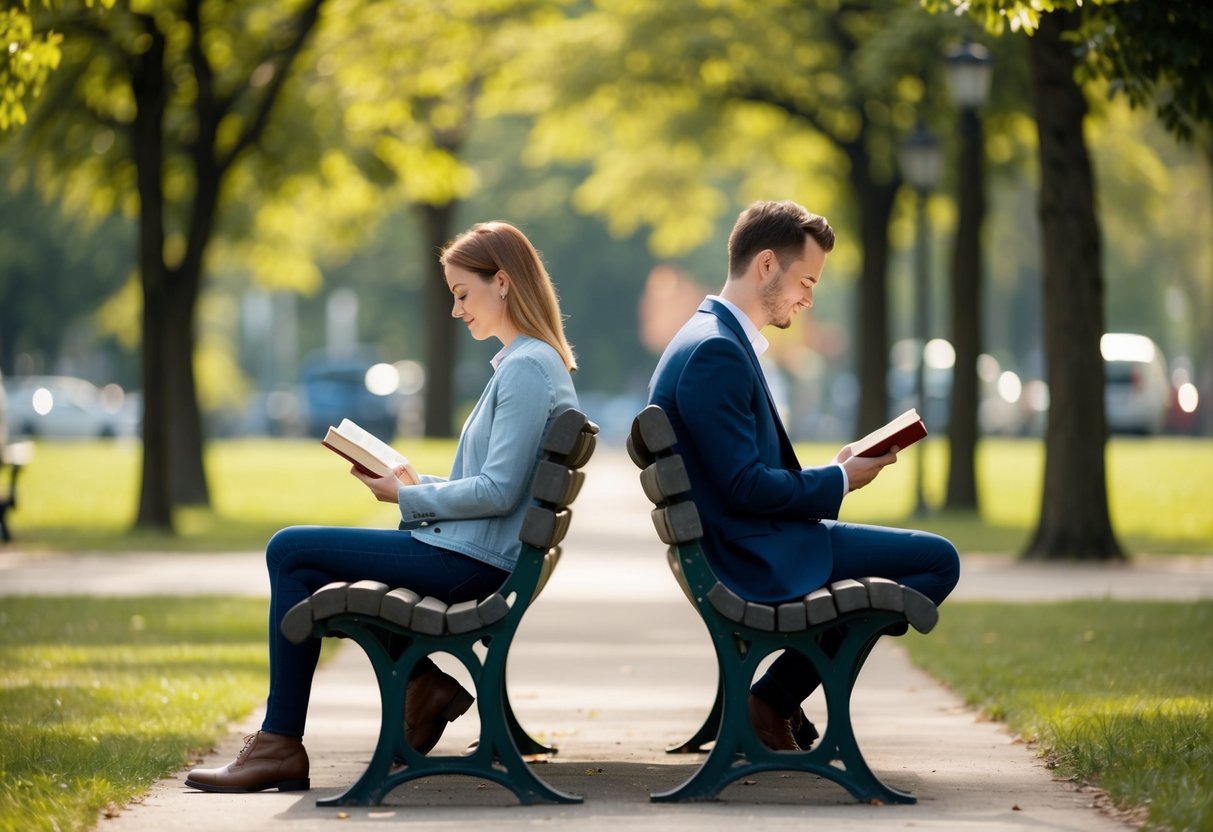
[{"xmin": 272, "ymin": 762, "xmax": 915, "ymax": 813}]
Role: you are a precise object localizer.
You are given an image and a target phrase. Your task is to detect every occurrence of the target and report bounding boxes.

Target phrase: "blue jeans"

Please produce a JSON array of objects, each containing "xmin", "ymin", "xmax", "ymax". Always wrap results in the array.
[
  {"xmin": 261, "ymin": 525, "xmax": 508, "ymax": 738},
  {"xmin": 749, "ymin": 521, "xmax": 960, "ymax": 717}
]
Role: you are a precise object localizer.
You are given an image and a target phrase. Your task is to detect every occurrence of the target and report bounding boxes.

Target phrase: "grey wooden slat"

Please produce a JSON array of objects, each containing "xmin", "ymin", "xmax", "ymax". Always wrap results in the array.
[
  {"xmin": 640, "ymin": 456, "xmax": 692, "ymax": 504},
  {"xmin": 347, "ymin": 580, "xmax": 390, "ymax": 615},
  {"xmin": 411, "ymin": 596, "xmax": 448, "ymax": 635},
  {"xmin": 519, "ymin": 506, "xmax": 558, "ymax": 548},
  {"xmin": 477, "ymin": 593, "xmax": 510, "ymax": 626},
  {"xmin": 777, "ymin": 600, "xmax": 808, "ymax": 631},
  {"xmin": 830, "ymin": 579, "xmax": 870, "ymax": 613},
  {"xmin": 531, "ymin": 460, "xmax": 574, "ymax": 506},
  {"xmin": 743, "ymin": 602, "xmax": 777, "ymax": 631},
  {"xmin": 311, "ymin": 582, "xmax": 350, "ymax": 619},
  {"xmin": 446, "ymin": 599, "xmax": 483, "ymax": 634},
  {"xmin": 806, "ymin": 588, "xmax": 838, "ymax": 625},
  {"xmin": 650, "ymin": 502, "xmax": 702, "ymax": 544},
  {"xmin": 859, "ymin": 577, "xmax": 905, "ymax": 612},
  {"xmin": 564, "ymin": 431, "xmax": 596, "ymax": 470},
  {"xmin": 635, "ymin": 405, "xmax": 677, "ymax": 455},
  {"xmin": 280, "ymin": 600, "xmax": 314, "ymax": 644},
  {"xmin": 542, "ymin": 409, "xmax": 588, "ymax": 456},
  {"xmin": 626, "ymin": 433, "xmax": 653, "ymax": 469},
  {"xmin": 901, "ymin": 586, "xmax": 940, "ymax": 634},
  {"xmin": 379, "ymin": 587, "xmax": 421, "ymax": 627},
  {"xmin": 707, "ymin": 582, "xmax": 746, "ymax": 623}
]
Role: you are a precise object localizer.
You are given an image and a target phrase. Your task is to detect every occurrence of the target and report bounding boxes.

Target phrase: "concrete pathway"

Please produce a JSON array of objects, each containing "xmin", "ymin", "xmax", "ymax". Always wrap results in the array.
[{"xmin": 4, "ymin": 449, "xmax": 1208, "ymax": 830}]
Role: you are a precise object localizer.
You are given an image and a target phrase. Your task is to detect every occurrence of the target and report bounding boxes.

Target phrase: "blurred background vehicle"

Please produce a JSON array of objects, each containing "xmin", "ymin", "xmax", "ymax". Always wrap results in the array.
[
  {"xmin": 886, "ymin": 338, "xmax": 1046, "ymax": 437},
  {"xmin": 1101, "ymin": 333, "xmax": 1169, "ymax": 435},
  {"xmin": 299, "ymin": 349, "xmax": 423, "ymax": 440},
  {"xmin": 2, "ymin": 375, "xmax": 140, "ymax": 439}
]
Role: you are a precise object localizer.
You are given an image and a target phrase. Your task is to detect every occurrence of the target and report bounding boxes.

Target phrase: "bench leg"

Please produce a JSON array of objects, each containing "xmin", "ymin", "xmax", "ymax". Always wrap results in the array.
[
  {"xmin": 316, "ymin": 618, "xmax": 580, "ymax": 806},
  {"xmin": 652, "ymin": 615, "xmax": 916, "ymax": 804},
  {"xmin": 666, "ymin": 677, "xmax": 723, "ymax": 754}
]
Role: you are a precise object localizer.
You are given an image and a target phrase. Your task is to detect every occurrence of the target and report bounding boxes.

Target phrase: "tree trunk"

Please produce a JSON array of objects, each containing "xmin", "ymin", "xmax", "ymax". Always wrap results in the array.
[
  {"xmin": 1024, "ymin": 10, "xmax": 1123, "ymax": 560},
  {"xmin": 418, "ymin": 201, "xmax": 460, "ymax": 438},
  {"xmin": 847, "ymin": 148, "xmax": 898, "ymax": 437},
  {"xmin": 130, "ymin": 20, "xmax": 173, "ymax": 531},
  {"xmin": 168, "ymin": 287, "xmax": 209, "ymax": 505},
  {"xmin": 945, "ymin": 109, "xmax": 984, "ymax": 511}
]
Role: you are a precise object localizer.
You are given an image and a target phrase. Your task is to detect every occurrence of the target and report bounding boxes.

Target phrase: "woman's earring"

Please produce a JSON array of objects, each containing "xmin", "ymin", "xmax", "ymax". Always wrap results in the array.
[{"xmin": 500, "ymin": 292, "xmax": 507, "ymax": 300}]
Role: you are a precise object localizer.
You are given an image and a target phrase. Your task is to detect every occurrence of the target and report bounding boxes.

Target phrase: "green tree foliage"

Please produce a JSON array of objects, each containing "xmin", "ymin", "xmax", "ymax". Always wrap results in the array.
[
  {"xmin": 527, "ymin": 0, "xmax": 967, "ymax": 435},
  {"xmin": 8, "ymin": 0, "xmax": 330, "ymax": 529}
]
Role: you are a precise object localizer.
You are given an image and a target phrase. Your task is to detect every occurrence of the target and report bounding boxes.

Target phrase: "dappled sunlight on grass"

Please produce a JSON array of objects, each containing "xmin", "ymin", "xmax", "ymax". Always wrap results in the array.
[
  {"xmin": 905, "ymin": 601, "xmax": 1213, "ymax": 830},
  {"xmin": 0, "ymin": 597, "xmax": 271, "ymax": 832},
  {"xmin": 7, "ymin": 436, "xmax": 1211, "ymax": 553}
]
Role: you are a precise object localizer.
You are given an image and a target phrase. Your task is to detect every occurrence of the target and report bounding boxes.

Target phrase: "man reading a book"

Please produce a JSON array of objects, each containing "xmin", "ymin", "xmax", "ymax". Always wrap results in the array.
[{"xmin": 648, "ymin": 200, "xmax": 960, "ymax": 751}]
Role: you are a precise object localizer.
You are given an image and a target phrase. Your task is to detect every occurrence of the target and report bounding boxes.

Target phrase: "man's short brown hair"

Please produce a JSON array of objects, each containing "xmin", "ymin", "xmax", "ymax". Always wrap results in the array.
[{"xmin": 727, "ymin": 200, "xmax": 835, "ymax": 278}]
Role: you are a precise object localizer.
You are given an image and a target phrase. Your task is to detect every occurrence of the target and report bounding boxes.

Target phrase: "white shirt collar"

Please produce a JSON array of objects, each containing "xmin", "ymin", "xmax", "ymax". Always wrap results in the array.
[
  {"xmin": 490, "ymin": 335, "xmax": 528, "ymax": 371},
  {"xmin": 708, "ymin": 295, "xmax": 769, "ymax": 357}
]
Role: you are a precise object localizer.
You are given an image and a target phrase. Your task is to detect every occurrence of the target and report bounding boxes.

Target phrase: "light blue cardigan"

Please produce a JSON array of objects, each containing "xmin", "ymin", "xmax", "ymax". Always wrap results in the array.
[{"xmin": 400, "ymin": 336, "xmax": 578, "ymax": 572}]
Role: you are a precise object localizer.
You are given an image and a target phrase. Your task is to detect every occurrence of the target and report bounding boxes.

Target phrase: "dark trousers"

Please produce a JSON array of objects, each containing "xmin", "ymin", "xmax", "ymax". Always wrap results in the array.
[
  {"xmin": 749, "ymin": 520, "xmax": 960, "ymax": 718},
  {"xmin": 260, "ymin": 525, "xmax": 507, "ymax": 738}
]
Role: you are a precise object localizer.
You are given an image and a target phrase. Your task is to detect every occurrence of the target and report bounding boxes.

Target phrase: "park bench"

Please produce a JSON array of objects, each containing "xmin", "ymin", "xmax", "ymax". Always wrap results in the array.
[
  {"xmin": 627, "ymin": 404, "xmax": 939, "ymax": 804},
  {"xmin": 0, "ymin": 441, "xmax": 33, "ymax": 543},
  {"xmin": 280, "ymin": 408, "xmax": 598, "ymax": 807}
]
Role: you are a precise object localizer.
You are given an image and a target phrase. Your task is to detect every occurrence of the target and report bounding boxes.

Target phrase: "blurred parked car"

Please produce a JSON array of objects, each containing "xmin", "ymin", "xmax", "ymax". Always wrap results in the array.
[
  {"xmin": 300, "ymin": 350, "xmax": 405, "ymax": 440},
  {"xmin": 2, "ymin": 375, "xmax": 140, "ymax": 439},
  {"xmin": 887, "ymin": 339, "xmax": 1040, "ymax": 437},
  {"xmin": 1101, "ymin": 333, "xmax": 1169, "ymax": 435}
]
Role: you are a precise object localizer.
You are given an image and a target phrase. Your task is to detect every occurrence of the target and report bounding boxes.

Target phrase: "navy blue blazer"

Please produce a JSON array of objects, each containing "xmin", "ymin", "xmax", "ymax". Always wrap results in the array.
[{"xmin": 648, "ymin": 298, "xmax": 845, "ymax": 602}]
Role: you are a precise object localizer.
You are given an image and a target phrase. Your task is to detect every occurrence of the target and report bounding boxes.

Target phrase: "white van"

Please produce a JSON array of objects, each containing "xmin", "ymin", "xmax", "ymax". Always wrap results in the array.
[{"xmin": 1101, "ymin": 333, "xmax": 1169, "ymax": 435}]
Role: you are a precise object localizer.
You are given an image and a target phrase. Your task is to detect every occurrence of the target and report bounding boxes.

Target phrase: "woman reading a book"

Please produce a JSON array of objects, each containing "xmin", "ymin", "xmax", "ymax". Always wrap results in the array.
[{"xmin": 187, "ymin": 221, "xmax": 578, "ymax": 794}]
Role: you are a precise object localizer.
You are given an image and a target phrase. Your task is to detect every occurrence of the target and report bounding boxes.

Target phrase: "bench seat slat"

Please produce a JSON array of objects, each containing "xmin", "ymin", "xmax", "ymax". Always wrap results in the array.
[
  {"xmin": 742, "ymin": 602, "xmax": 776, "ymax": 631},
  {"xmin": 829, "ymin": 579, "xmax": 869, "ymax": 614},
  {"xmin": 446, "ymin": 599, "xmax": 483, "ymax": 634},
  {"xmin": 411, "ymin": 596, "xmax": 448, "ymax": 635},
  {"xmin": 281, "ymin": 600, "xmax": 314, "ymax": 644},
  {"xmin": 640, "ymin": 456, "xmax": 692, "ymax": 504},
  {"xmin": 379, "ymin": 587, "xmax": 421, "ymax": 627},
  {"xmin": 902, "ymin": 586, "xmax": 939, "ymax": 634},
  {"xmin": 860, "ymin": 577, "xmax": 905, "ymax": 612},
  {"xmin": 347, "ymin": 580, "xmax": 390, "ymax": 615},
  {"xmin": 805, "ymin": 588, "xmax": 838, "ymax": 625},
  {"xmin": 311, "ymin": 582, "xmax": 351, "ymax": 619},
  {"xmin": 707, "ymin": 582, "xmax": 746, "ymax": 623}
]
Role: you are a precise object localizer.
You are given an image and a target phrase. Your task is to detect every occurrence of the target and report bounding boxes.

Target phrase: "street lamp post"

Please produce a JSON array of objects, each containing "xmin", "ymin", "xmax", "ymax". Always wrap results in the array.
[
  {"xmin": 899, "ymin": 124, "xmax": 942, "ymax": 516},
  {"xmin": 943, "ymin": 38, "xmax": 993, "ymax": 511}
]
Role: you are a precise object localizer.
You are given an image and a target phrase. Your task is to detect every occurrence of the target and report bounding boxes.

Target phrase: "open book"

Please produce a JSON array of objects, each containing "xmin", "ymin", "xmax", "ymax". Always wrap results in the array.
[
  {"xmin": 852, "ymin": 408, "xmax": 927, "ymax": 458},
  {"xmin": 322, "ymin": 418, "xmax": 420, "ymax": 483}
]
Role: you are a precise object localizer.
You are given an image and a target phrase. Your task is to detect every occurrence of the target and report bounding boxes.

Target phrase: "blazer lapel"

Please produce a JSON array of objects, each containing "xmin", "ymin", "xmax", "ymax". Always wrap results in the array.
[{"xmin": 699, "ymin": 299, "xmax": 800, "ymax": 467}]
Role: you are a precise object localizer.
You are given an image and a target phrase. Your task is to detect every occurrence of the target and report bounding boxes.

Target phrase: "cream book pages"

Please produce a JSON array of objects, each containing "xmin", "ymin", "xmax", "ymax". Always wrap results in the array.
[
  {"xmin": 852, "ymin": 408, "xmax": 928, "ymax": 458},
  {"xmin": 322, "ymin": 418, "xmax": 415, "ymax": 481}
]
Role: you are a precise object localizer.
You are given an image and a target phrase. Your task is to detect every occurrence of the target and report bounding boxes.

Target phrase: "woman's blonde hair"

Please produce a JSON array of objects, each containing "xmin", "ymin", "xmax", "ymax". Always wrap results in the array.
[{"xmin": 440, "ymin": 221, "xmax": 577, "ymax": 371}]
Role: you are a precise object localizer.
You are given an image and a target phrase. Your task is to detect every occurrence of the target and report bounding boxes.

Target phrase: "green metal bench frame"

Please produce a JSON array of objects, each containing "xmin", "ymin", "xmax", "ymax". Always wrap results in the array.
[
  {"xmin": 628, "ymin": 405, "xmax": 938, "ymax": 804},
  {"xmin": 281, "ymin": 409, "xmax": 598, "ymax": 806}
]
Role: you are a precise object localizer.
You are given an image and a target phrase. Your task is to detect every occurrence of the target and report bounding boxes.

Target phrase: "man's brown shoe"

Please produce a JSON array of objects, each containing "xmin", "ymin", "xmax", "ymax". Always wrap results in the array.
[
  {"xmin": 748, "ymin": 694, "xmax": 799, "ymax": 751},
  {"xmin": 405, "ymin": 668, "xmax": 475, "ymax": 754},
  {"xmin": 792, "ymin": 707, "xmax": 820, "ymax": 749},
  {"xmin": 185, "ymin": 731, "xmax": 309, "ymax": 792}
]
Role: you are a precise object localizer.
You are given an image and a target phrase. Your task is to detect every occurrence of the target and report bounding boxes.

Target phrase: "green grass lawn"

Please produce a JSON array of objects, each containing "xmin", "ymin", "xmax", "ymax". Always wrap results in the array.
[
  {"xmin": 903, "ymin": 601, "xmax": 1213, "ymax": 832},
  {"xmin": 0, "ymin": 596, "xmax": 273, "ymax": 832},
  {"xmin": 5, "ymin": 435, "xmax": 1212, "ymax": 554}
]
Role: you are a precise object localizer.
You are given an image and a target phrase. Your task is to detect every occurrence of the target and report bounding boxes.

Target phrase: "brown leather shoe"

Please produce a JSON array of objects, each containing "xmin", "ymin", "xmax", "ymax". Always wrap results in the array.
[
  {"xmin": 792, "ymin": 707, "xmax": 820, "ymax": 749},
  {"xmin": 185, "ymin": 731, "xmax": 309, "ymax": 793},
  {"xmin": 748, "ymin": 694, "xmax": 799, "ymax": 751},
  {"xmin": 405, "ymin": 668, "xmax": 474, "ymax": 754}
]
